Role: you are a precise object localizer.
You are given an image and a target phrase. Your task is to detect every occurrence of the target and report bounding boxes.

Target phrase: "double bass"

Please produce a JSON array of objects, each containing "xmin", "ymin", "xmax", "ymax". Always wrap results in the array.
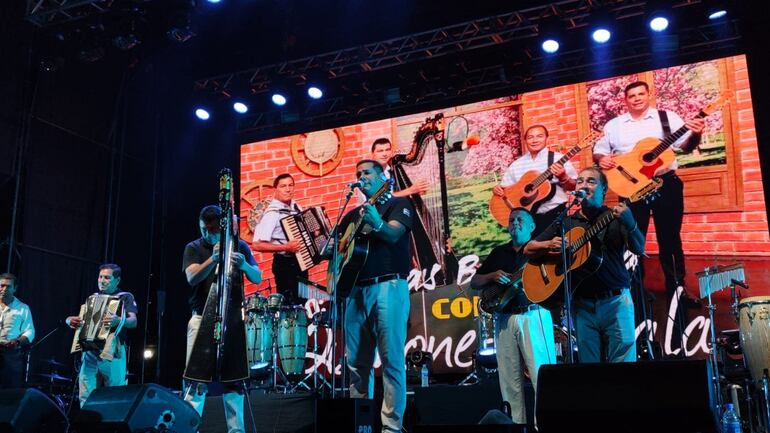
[{"xmin": 184, "ymin": 168, "xmax": 249, "ymax": 383}]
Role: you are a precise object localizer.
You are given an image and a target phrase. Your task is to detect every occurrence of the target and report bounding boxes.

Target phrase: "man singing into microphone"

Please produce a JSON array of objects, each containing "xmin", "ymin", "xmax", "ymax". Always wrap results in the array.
[
  {"xmin": 338, "ymin": 159, "xmax": 414, "ymax": 433},
  {"xmin": 525, "ymin": 167, "xmax": 645, "ymax": 363}
]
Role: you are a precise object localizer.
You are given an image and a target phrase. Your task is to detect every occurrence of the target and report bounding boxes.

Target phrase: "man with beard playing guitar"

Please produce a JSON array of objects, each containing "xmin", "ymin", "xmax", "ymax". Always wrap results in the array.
[
  {"xmin": 471, "ymin": 207, "xmax": 555, "ymax": 425},
  {"xmin": 333, "ymin": 159, "xmax": 414, "ymax": 433},
  {"xmin": 525, "ymin": 167, "xmax": 645, "ymax": 363}
]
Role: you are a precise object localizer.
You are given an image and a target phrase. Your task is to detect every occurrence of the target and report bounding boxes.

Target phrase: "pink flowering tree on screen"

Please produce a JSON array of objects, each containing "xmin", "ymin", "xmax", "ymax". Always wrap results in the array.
[
  {"xmin": 654, "ymin": 61, "xmax": 724, "ymax": 136},
  {"xmin": 587, "ymin": 75, "xmax": 636, "ymax": 132},
  {"xmin": 460, "ymin": 106, "xmax": 521, "ymax": 177}
]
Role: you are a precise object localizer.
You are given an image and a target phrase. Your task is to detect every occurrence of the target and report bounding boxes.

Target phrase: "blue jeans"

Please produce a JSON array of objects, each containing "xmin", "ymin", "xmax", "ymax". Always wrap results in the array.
[
  {"xmin": 345, "ymin": 278, "xmax": 410, "ymax": 433},
  {"xmin": 573, "ymin": 288, "xmax": 636, "ymax": 363}
]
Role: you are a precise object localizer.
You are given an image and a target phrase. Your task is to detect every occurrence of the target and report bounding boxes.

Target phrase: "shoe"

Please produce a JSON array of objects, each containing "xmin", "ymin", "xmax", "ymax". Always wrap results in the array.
[{"xmin": 678, "ymin": 286, "xmax": 702, "ymax": 309}]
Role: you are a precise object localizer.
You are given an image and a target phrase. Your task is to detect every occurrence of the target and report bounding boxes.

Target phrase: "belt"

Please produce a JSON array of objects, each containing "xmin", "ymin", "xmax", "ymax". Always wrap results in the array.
[
  {"xmin": 509, "ymin": 304, "xmax": 542, "ymax": 315},
  {"xmin": 356, "ymin": 273, "xmax": 408, "ymax": 287},
  {"xmin": 578, "ymin": 288, "xmax": 624, "ymax": 301}
]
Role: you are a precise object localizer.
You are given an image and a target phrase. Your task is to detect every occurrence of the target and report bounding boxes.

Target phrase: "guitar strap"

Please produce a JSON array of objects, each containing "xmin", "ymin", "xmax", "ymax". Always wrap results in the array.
[
  {"xmin": 547, "ymin": 150, "xmax": 555, "ymax": 170},
  {"xmin": 658, "ymin": 110, "xmax": 672, "ymax": 136}
]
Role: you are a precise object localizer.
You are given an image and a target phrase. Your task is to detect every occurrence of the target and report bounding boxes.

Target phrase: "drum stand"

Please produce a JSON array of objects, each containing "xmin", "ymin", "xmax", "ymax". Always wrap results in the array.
[
  {"xmin": 701, "ymin": 269, "xmax": 724, "ymax": 414},
  {"xmin": 291, "ymin": 312, "xmax": 332, "ymax": 394}
]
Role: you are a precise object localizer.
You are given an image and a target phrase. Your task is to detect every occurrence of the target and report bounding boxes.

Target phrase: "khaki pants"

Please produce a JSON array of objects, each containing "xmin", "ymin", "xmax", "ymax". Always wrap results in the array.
[
  {"xmin": 78, "ymin": 345, "xmax": 127, "ymax": 406},
  {"xmin": 184, "ymin": 314, "xmax": 245, "ymax": 433}
]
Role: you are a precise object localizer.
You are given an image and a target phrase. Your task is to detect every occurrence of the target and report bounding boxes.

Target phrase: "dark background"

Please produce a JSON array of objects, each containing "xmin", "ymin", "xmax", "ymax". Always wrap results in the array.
[{"xmin": 1, "ymin": 0, "xmax": 769, "ymax": 389}]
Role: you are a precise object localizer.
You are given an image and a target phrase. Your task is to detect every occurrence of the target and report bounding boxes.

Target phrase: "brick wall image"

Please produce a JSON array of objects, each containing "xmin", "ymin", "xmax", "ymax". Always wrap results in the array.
[{"xmin": 240, "ymin": 54, "xmax": 769, "ymax": 297}]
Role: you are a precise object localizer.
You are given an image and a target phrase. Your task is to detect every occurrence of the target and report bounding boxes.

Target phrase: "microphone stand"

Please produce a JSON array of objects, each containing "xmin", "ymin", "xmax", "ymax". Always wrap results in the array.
[
  {"xmin": 24, "ymin": 325, "xmax": 62, "ymax": 385},
  {"xmin": 320, "ymin": 185, "xmax": 357, "ymax": 398},
  {"xmin": 557, "ymin": 195, "xmax": 583, "ymax": 364}
]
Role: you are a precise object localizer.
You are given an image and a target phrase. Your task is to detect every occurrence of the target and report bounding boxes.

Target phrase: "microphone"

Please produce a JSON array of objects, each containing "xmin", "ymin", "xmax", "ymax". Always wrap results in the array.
[
  {"xmin": 347, "ymin": 181, "xmax": 363, "ymax": 189},
  {"xmin": 731, "ymin": 279, "xmax": 749, "ymax": 290},
  {"xmin": 569, "ymin": 188, "xmax": 589, "ymax": 199}
]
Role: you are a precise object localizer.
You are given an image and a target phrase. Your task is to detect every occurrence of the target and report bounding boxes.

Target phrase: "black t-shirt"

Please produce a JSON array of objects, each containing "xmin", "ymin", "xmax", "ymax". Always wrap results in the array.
[
  {"xmin": 339, "ymin": 196, "xmax": 414, "ymax": 280},
  {"xmin": 476, "ymin": 241, "xmax": 532, "ymax": 312},
  {"xmin": 182, "ymin": 238, "xmax": 257, "ymax": 313},
  {"xmin": 536, "ymin": 207, "xmax": 632, "ymax": 297}
]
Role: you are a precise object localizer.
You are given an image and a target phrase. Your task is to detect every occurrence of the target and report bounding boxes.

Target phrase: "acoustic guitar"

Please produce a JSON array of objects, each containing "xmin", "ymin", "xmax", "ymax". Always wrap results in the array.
[
  {"xmin": 522, "ymin": 179, "xmax": 662, "ymax": 304},
  {"xmin": 489, "ymin": 131, "xmax": 602, "ymax": 227},
  {"xmin": 326, "ymin": 181, "xmax": 392, "ymax": 298},
  {"xmin": 603, "ymin": 91, "xmax": 733, "ymax": 197}
]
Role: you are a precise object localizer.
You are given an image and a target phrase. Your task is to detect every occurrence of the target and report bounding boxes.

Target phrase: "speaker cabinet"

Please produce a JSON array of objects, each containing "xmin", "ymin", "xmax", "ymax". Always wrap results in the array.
[
  {"xmin": 316, "ymin": 398, "xmax": 375, "ymax": 433},
  {"xmin": 75, "ymin": 384, "xmax": 201, "ymax": 433},
  {"xmin": 536, "ymin": 360, "xmax": 717, "ymax": 433},
  {"xmin": 0, "ymin": 388, "xmax": 67, "ymax": 433}
]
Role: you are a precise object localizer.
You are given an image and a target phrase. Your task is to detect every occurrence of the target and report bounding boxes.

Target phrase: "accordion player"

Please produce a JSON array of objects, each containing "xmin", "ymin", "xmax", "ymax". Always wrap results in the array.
[{"xmin": 70, "ymin": 293, "xmax": 127, "ymax": 360}]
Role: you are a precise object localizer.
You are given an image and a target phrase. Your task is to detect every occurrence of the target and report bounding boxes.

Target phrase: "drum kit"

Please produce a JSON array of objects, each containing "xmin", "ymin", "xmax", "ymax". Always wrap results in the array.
[
  {"xmin": 698, "ymin": 264, "xmax": 770, "ymax": 432},
  {"xmin": 244, "ymin": 293, "xmax": 329, "ymax": 393}
]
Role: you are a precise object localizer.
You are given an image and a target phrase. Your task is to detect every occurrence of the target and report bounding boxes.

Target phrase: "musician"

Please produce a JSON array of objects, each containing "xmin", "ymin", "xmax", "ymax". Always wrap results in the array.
[
  {"xmin": 252, "ymin": 173, "xmax": 304, "ymax": 305},
  {"xmin": 65, "ymin": 264, "xmax": 137, "ymax": 405},
  {"xmin": 0, "ymin": 273, "xmax": 34, "ymax": 389},
  {"xmin": 183, "ymin": 204, "xmax": 261, "ymax": 433},
  {"xmin": 525, "ymin": 167, "xmax": 645, "ymax": 363},
  {"xmin": 470, "ymin": 209, "xmax": 555, "ymax": 425},
  {"xmin": 356, "ymin": 138, "xmax": 429, "ymax": 203},
  {"xmin": 340, "ymin": 159, "xmax": 413, "ymax": 433},
  {"xmin": 493, "ymin": 125, "xmax": 577, "ymax": 235},
  {"xmin": 593, "ymin": 80, "xmax": 705, "ymax": 308}
]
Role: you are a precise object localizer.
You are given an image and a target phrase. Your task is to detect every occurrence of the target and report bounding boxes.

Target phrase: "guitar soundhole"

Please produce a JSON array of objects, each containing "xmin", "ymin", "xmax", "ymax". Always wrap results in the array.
[
  {"xmin": 524, "ymin": 184, "xmax": 534, "ymax": 193},
  {"xmin": 642, "ymin": 152, "xmax": 655, "ymax": 163}
]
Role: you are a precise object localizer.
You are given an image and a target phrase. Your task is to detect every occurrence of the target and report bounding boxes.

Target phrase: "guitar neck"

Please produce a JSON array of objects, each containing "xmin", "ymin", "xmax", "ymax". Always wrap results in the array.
[
  {"xmin": 531, "ymin": 144, "xmax": 582, "ymax": 186},
  {"xmin": 570, "ymin": 208, "xmax": 617, "ymax": 252},
  {"xmin": 649, "ymin": 110, "xmax": 707, "ymax": 158}
]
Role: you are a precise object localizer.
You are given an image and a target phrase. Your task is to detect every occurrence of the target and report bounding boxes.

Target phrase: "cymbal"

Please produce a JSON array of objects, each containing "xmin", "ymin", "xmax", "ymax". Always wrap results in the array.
[
  {"xmin": 36, "ymin": 373, "xmax": 71, "ymax": 382},
  {"xmin": 41, "ymin": 358, "xmax": 66, "ymax": 367}
]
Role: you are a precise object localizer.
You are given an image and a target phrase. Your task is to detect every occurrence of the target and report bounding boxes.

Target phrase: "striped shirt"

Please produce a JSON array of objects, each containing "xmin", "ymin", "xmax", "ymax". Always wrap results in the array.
[{"xmin": 500, "ymin": 149, "xmax": 578, "ymax": 214}]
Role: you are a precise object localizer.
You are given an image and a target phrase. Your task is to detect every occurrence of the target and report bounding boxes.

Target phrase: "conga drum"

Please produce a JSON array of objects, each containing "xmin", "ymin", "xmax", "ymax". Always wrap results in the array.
[
  {"xmin": 738, "ymin": 296, "xmax": 770, "ymax": 382},
  {"xmin": 277, "ymin": 306, "xmax": 309, "ymax": 375},
  {"xmin": 245, "ymin": 311, "xmax": 274, "ymax": 370}
]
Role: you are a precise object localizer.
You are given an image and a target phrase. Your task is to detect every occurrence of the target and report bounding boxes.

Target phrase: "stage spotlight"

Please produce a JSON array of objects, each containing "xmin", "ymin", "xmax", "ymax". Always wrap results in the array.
[
  {"xmin": 704, "ymin": 0, "xmax": 728, "ymax": 20},
  {"xmin": 207, "ymin": 0, "xmax": 222, "ymax": 3},
  {"xmin": 307, "ymin": 86, "xmax": 323, "ymax": 99},
  {"xmin": 708, "ymin": 8, "xmax": 727, "ymax": 20},
  {"xmin": 541, "ymin": 38, "xmax": 560, "ymax": 54},
  {"xmin": 195, "ymin": 108, "xmax": 210, "ymax": 120},
  {"xmin": 591, "ymin": 28, "xmax": 611, "ymax": 43},
  {"xmin": 649, "ymin": 15, "xmax": 669, "ymax": 32},
  {"xmin": 271, "ymin": 93, "xmax": 287, "ymax": 106},
  {"xmin": 143, "ymin": 349, "xmax": 154, "ymax": 360},
  {"xmin": 233, "ymin": 101, "xmax": 249, "ymax": 114}
]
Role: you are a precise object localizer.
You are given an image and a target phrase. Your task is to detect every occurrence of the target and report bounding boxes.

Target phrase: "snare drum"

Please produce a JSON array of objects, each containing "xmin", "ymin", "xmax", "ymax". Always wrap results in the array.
[
  {"xmin": 277, "ymin": 305, "xmax": 309, "ymax": 376},
  {"xmin": 738, "ymin": 296, "xmax": 770, "ymax": 382},
  {"xmin": 245, "ymin": 312, "xmax": 274, "ymax": 371},
  {"xmin": 267, "ymin": 293, "xmax": 284, "ymax": 310},
  {"xmin": 245, "ymin": 295, "xmax": 267, "ymax": 313}
]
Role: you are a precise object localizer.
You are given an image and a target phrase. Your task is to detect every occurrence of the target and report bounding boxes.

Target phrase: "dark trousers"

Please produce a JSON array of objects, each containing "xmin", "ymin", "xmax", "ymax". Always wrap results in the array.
[
  {"xmin": 629, "ymin": 172, "xmax": 685, "ymax": 295},
  {"xmin": 0, "ymin": 348, "xmax": 25, "ymax": 389},
  {"xmin": 272, "ymin": 254, "xmax": 307, "ymax": 306},
  {"xmin": 629, "ymin": 172, "xmax": 687, "ymax": 355}
]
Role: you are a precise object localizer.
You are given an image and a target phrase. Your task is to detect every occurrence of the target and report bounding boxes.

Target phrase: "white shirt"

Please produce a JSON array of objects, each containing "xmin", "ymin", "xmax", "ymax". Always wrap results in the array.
[
  {"xmin": 0, "ymin": 297, "xmax": 35, "ymax": 343},
  {"xmin": 594, "ymin": 107, "xmax": 692, "ymax": 172},
  {"xmin": 253, "ymin": 199, "xmax": 302, "ymax": 247},
  {"xmin": 500, "ymin": 148, "xmax": 578, "ymax": 214}
]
